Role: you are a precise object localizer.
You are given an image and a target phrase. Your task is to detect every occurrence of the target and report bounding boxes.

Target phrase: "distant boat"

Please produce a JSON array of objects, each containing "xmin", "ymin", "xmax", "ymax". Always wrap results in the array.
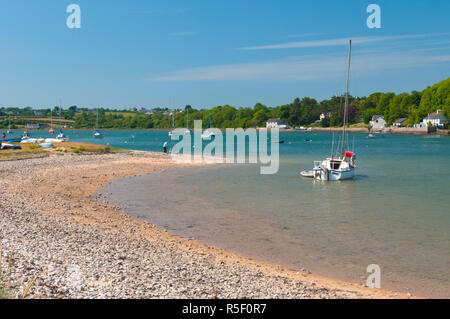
[
  {"xmin": 49, "ymin": 110, "xmax": 54, "ymax": 134},
  {"xmin": 0, "ymin": 143, "xmax": 21, "ymax": 150},
  {"xmin": 93, "ymin": 108, "xmax": 103, "ymax": 138},
  {"xmin": 56, "ymin": 102, "xmax": 68, "ymax": 141},
  {"xmin": 201, "ymin": 113, "xmax": 215, "ymax": 140},
  {"xmin": 168, "ymin": 112, "xmax": 178, "ymax": 137},
  {"xmin": 184, "ymin": 109, "xmax": 191, "ymax": 135},
  {"xmin": 301, "ymin": 40, "xmax": 356, "ymax": 181},
  {"xmin": 367, "ymin": 133, "xmax": 375, "ymax": 138},
  {"xmin": 22, "ymin": 131, "xmax": 31, "ymax": 140},
  {"xmin": 56, "ymin": 130, "xmax": 67, "ymax": 140},
  {"xmin": 1, "ymin": 137, "xmax": 22, "ymax": 143},
  {"xmin": 93, "ymin": 130, "xmax": 103, "ymax": 138}
]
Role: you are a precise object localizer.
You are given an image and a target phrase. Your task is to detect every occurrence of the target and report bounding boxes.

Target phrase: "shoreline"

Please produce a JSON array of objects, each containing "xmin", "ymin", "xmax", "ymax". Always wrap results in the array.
[
  {"xmin": 0, "ymin": 151, "xmax": 414, "ymax": 298},
  {"xmin": 3, "ymin": 127, "xmax": 448, "ymax": 136}
]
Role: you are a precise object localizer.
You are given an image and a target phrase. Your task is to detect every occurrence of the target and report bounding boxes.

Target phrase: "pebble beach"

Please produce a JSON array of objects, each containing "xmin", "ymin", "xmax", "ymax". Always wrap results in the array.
[{"xmin": 0, "ymin": 151, "xmax": 409, "ymax": 299}]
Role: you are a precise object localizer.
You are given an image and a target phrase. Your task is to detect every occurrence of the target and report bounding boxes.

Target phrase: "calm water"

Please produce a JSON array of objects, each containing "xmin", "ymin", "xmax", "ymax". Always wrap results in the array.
[{"xmin": 21, "ymin": 129, "xmax": 448, "ymax": 297}]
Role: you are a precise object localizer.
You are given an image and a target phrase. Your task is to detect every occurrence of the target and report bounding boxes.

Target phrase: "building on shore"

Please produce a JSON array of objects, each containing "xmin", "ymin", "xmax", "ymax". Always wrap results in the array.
[
  {"xmin": 25, "ymin": 123, "xmax": 41, "ymax": 129},
  {"xmin": 266, "ymin": 118, "xmax": 289, "ymax": 129},
  {"xmin": 393, "ymin": 118, "xmax": 408, "ymax": 127},
  {"xmin": 369, "ymin": 115, "xmax": 386, "ymax": 129},
  {"xmin": 422, "ymin": 109, "xmax": 447, "ymax": 128},
  {"xmin": 319, "ymin": 112, "xmax": 332, "ymax": 121}
]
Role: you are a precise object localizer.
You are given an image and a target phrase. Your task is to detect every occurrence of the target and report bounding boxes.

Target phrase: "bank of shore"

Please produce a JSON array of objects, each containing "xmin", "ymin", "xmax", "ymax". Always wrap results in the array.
[
  {"xmin": 0, "ymin": 151, "xmax": 412, "ymax": 298},
  {"xmin": 288, "ymin": 126, "xmax": 449, "ymax": 135}
]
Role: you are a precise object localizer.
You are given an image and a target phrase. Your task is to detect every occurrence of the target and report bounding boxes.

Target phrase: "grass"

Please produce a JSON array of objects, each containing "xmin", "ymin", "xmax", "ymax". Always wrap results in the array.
[
  {"xmin": 0, "ymin": 284, "xmax": 10, "ymax": 299},
  {"xmin": 0, "ymin": 148, "xmax": 49, "ymax": 161},
  {"xmin": 0, "ymin": 249, "xmax": 39, "ymax": 299},
  {"xmin": 0, "ymin": 142, "xmax": 128, "ymax": 161},
  {"xmin": 0, "ymin": 249, "xmax": 12, "ymax": 299},
  {"xmin": 349, "ymin": 122, "xmax": 371, "ymax": 129}
]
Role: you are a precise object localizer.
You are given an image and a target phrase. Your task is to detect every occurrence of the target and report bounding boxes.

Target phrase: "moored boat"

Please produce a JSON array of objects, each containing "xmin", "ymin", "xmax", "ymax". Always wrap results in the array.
[{"xmin": 302, "ymin": 40, "xmax": 356, "ymax": 181}]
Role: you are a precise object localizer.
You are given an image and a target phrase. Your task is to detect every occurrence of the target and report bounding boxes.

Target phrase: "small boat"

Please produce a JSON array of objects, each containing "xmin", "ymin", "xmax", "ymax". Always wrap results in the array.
[
  {"xmin": 1, "ymin": 137, "xmax": 22, "ymax": 143},
  {"xmin": 0, "ymin": 143, "xmax": 21, "ymax": 150},
  {"xmin": 302, "ymin": 40, "xmax": 356, "ymax": 181},
  {"xmin": 55, "ymin": 102, "xmax": 68, "ymax": 141},
  {"xmin": 300, "ymin": 170, "xmax": 315, "ymax": 178},
  {"xmin": 202, "ymin": 113, "xmax": 215, "ymax": 140},
  {"xmin": 22, "ymin": 131, "xmax": 31, "ymax": 140},
  {"xmin": 183, "ymin": 109, "xmax": 191, "ymax": 135},
  {"xmin": 168, "ymin": 112, "xmax": 179, "ymax": 137},
  {"xmin": 49, "ymin": 110, "xmax": 54, "ymax": 134},
  {"xmin": 56, "ymin": 130, "xmax": 66, "ymax": 139},
  {"xmin": 93, "ymin": 108, "xmax": 103, "ymax": 138},
  {"xmin": 39, "ymin": 143, "xmax": 53, "ymax": 148},
  {"xmin": 56, "ymin": 130, "xmax": 69, "ymax": 141},
  {"xmin": 21, "ymin": 138, "xmax": 45, "ymax": 144},
  {"xmin": 272, "ymin": 140, "xmax": 285, "ymax": 144},
  {"xmin": 45, "ymin": 138, "xmax": 66, "ymax": 143},
  {"xmin": 94, "ymin": 130, "xmax": 103, "ymax": 138},
  {"xmin": 367, "ymin": 133, "xmax": 375, "ymax": 138}
]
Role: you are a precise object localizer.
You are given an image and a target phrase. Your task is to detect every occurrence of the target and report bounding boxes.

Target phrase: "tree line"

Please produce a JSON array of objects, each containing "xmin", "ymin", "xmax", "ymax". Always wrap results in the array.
[{"xmin": 1, "ymin": 77, "xmax": 448, "ymax": 130}]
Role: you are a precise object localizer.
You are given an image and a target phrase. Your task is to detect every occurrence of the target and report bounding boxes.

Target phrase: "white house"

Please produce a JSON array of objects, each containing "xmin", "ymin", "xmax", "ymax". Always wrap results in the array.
[
  {"xmin": 266, "ymin": 118, "xmax": 289, "ymax": 129},
  {"xmin": 369, "ymin": 115, "xmax": 386, "ymax": 129},
  {"xmin": 422, "ymin": 109, "xmax": 447, "ymax": 128},
  {"xmin": 319, "ymin": 112, "xmax": 332, "ymax": 121}
]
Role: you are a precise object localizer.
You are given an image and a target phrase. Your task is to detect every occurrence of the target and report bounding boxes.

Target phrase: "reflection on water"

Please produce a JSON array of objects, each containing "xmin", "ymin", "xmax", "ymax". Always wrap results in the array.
[{"xmin": 97, "ymin": 132, "xmax": 449, "ymax": 298}]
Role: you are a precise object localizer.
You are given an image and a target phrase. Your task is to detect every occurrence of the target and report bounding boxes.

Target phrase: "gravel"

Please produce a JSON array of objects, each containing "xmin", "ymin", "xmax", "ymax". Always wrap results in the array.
[{"xmin": 0, "ymin": 153, "xmax": 398, "ymax": 299}]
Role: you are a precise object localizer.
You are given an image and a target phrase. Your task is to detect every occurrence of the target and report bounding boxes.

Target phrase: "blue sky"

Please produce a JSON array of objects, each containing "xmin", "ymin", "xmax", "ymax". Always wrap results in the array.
[{"xmin": 0, "ymin": 0, "xmax": 449, "ymax": 109}]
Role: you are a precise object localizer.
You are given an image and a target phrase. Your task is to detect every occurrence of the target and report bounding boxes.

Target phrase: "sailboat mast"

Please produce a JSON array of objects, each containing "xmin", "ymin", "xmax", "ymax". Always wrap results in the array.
[
  {"xmin": 59, "ymin": 100, "xmax": 62, "ymax": 130},
  {"xmin": 95, "ymin": 108, "xmax": 99, "ymax": 130},
  {"xmin": 341, "ymin": 40, "xmax": 352, "ymax": 154}
]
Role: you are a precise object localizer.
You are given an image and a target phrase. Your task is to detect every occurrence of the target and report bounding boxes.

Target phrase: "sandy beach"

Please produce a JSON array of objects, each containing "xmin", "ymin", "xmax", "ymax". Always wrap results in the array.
[{"xmin": 0, "ymin": 151, "xmax": 412, "ymax": 299}]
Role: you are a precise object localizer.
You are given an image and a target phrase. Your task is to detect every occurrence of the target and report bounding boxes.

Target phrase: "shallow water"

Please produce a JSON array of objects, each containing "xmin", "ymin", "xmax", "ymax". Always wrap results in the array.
[{"xmin": 45, "ymin": 129, "xmax": 448, "ymax": 297}]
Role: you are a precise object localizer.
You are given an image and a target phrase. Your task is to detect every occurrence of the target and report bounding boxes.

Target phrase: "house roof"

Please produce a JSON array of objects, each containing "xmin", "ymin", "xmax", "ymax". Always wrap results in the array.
[
  {"xmin": 424, "ymin": 113, "xmax": 447, "ymax": 120},
  {"xmin": 394, "ymin": 118, "xmax": 408, "ymax": 124},
  {"xmin": 267, "ymin": 118, "xmax": 282, "ymax": 123},
  {"xmin": 371, "ymin": 115, "xmax": 384, "ymax": 121}
]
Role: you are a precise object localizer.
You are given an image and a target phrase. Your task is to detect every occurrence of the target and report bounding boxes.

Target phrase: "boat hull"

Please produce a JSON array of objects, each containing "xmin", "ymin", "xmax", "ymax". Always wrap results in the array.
[{"xmin": 313, "ymin": 167, "xmax": 354, "ymax": 181}]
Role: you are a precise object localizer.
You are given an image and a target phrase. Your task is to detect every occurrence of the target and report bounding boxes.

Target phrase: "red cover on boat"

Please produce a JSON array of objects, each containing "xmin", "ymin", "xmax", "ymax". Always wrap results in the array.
[{"xmin": 343, "ymin": 151, "xmax": 354, "ymax": 158}]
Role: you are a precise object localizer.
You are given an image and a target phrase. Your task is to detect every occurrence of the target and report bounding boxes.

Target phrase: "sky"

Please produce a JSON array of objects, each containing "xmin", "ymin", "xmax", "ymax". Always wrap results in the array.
[{"xmin": 0, "ymin": 0, "xmax": 449, "ymax": 109}]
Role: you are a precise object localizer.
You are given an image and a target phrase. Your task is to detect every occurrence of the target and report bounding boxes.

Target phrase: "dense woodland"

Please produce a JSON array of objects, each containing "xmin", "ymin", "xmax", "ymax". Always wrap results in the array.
[{"xmin": 1, "ymin": 78, "xmax": 448, "ymax": 130}]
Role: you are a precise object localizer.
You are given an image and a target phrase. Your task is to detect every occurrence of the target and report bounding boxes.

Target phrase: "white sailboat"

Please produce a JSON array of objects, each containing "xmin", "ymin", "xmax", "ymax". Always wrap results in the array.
[
  {"xmin": 168, "ymin": 112, "xmax": 178, "ymax": 137},
  {"xmin": 93, "ymin": 108, "xmax": 103, "ymax": 138},
  {"xmin": 301, "ymin": 40, "xmax": 356, "ymax": 181},
  {"xmin": 201, "ymin": 113, "xmax": 215, "ymax": 140},
  {"xmin": 184, "ymin": 109, "xmax": 191, "ymax": 135},
  {"xmin": 49, "ymin": 110, "xmax": 54, "ymax": 134},
  {"xmin": 56, "ymin": 103, "xmax": 68, "ymax": 141}
]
